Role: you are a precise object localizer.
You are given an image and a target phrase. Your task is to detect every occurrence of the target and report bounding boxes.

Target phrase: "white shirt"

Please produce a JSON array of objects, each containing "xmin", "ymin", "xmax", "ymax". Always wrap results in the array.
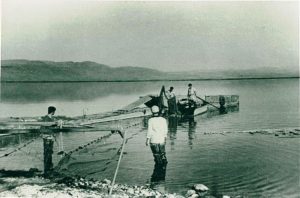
[
  {"xmin": 147, "ymin": 116, "xmax": 168, "ymax": 144},
  {"xmin": 188, "ymin": 87, "xmax": 197, "ymax": 97},
  {"xmin": 166, "ymin": 90, "xmax": 175, "ymax": 99},
  {"xmin": 187, "ymin": 87, "xmax": 197, "ymax": 100}
]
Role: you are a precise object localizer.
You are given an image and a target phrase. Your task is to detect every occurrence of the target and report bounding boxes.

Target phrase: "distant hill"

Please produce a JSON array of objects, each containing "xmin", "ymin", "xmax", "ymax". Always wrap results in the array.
[
  {"xmin": 1, "ymin": 60, "xmax": 298, "ymax": 81},
  {"xmin": 1, "ymin": 60, "xmax": 165, "ymax": 81},
  {"xmin": 169, "ymin": 67, "xmax": 299, "ymax": 80}
]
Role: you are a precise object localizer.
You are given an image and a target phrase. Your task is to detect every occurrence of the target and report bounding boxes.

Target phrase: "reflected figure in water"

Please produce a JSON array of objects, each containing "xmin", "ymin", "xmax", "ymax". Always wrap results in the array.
[
  {"xmin": 188, "ymin": 118, "xmax": 197, "ymax": 149},
  {"xmin": 150, "ymin": 162, "xmax": 167, "ymax": 193},
  {"xmin": 210, "ymin": 175, "xmax": 220, "ymax": 198},
  {"xmin": 168, "ymin": 116, "xmax": 178, "ymax": 150},
  {"xmin": 219, "ymin": 95, "xmax": 227, "ymax": 114}
]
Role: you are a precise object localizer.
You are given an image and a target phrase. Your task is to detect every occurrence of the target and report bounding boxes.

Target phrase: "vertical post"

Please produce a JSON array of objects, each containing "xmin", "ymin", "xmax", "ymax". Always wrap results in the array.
[
  {"xmin": 59, "ymin": 132, "xmax": 64, "ymax": 157},
  {"xmin": 43, "ymin": 135, "xmax": 54, "ymax": 177},
  {"xmin": 109, "ymin": 130, "xmax": 126, "ymax": 195},
  {"xmin": 158, "ymin": 86, "xmax": 166, "ymax": 113}
]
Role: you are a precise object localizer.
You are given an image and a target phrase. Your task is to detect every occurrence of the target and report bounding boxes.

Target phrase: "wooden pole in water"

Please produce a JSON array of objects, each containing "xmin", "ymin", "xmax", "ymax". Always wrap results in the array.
[
  {"xmin": 43, "ymin": 135, "xmax": 54, "ymax": 178},
  {"xmin": 59, "ymin": 132, "xmax": 64, "ymax": 157},
  {"xmin": 196, "ymin": 96, "xmax": 220, "ymax": 110},
  {"xmin": 158, "ymin": 86, "xmax": 166, "ymax": 113},
  {"xmin": 109, "ymin": 130, "xmax": 126, "ymax": 195}
]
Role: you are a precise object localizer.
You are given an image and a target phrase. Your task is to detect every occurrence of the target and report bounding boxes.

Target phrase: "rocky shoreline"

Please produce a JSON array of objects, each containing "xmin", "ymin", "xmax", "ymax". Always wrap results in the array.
[
  {"xmin": 0, "ymin": 174, "xmax": 238, "ymax": 198},
  {"xmin": 0, "ymin": 176, "xmax": 184, "ymax": 198}
]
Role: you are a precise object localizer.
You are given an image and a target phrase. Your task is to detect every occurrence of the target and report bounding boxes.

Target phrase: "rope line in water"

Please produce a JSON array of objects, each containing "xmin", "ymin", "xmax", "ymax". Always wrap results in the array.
[{"xmin": 0, "ymin": 135, "xmax": 41, "ymax": 159}]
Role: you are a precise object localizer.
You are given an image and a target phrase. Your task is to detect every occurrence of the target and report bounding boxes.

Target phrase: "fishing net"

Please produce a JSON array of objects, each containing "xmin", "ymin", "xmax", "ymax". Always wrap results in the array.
[
  {"xmin": 0, "ymin": 133, "xmax": 43, "ymax": 171},
  {"xmin": 0, "ymin": 116, "xmax": 147, "ymax": 181},
  {"xmin": 53, "ymin": 117, "xmax": 147, "ymax": 179}
]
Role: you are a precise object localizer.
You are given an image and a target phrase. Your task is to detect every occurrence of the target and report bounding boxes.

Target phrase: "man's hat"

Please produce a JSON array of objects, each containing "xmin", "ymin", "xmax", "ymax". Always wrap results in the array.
[{"xmin": 151, "ymin": 105, "xmax": 159, "ymax": 113}]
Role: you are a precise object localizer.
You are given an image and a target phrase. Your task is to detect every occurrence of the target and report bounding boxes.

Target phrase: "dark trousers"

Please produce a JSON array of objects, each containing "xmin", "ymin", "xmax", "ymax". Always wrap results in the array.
[
  {"xmin": 151, "ymin": 161, "xmax": 167, "ymax": 184},
  {"xmin": 150, "ymin": 143, "xmax": 168, "ymax": 165},
  {"xmin": 168, "ymin": 97, "xmax": 177, "ymax": 114}
]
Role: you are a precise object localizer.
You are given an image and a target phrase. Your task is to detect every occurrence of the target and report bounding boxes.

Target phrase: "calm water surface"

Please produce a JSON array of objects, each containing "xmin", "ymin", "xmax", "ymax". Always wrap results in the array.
[
  {"xmin": 0, "ymin": 79, "xmax": 299, "ymax": 197},
  {"xmin": 1, "ymin": 79, "xmax": 299, "ymax": 131}
]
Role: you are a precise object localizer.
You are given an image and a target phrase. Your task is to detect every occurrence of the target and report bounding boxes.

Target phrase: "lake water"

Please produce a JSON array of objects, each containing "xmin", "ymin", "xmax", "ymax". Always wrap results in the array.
[{"xmin": 0, "ymin": 79, "xmax": 299, "ymax": 197}]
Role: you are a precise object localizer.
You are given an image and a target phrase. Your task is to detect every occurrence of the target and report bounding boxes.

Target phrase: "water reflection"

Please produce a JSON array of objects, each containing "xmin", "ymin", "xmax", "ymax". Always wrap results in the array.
[
  {"xmin": 207, "ymin": 105, "xmax": 239, "ymax": 118},
  {"xmin": 168, "ymin": 116, "xmax": 197, "ymax": 149},
  {"xmin": 167, "ymin": 107, "xmax": 239, "ymax": 150},
  {"xmin": 188, "ymin": 118, "xmax": 197, "ymax": 149},
  {"xmin": 168, "ymin": 116, "xmax": 177, "ymax": 150},
  {"xmin": 0, "ymin": 82, "xmax": 162, "ymax": 103},
  {"xmin": 210, "ymin": 175, "xmax": 220, "ymax": 198},
  {"xmin": 150, "ymin": 163, "xmax": 167, "ymax": 193}
]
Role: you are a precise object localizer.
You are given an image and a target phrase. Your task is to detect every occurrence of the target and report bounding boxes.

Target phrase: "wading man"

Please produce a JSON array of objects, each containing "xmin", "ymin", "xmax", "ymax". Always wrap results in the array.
[
  {"xmin": 165, "ymin": 87, "xmax": 177, "ymax": 115},
  {"xmin": 43, "ymin": 106, "xmax": 57, "ymax": 122},
  {"xmin": 146, "ymin": 105, "xmax": 168, "ymax": 165},
  {"xmin": 42, "ymin": 106, "xmax": 63, "ymax": 128}
]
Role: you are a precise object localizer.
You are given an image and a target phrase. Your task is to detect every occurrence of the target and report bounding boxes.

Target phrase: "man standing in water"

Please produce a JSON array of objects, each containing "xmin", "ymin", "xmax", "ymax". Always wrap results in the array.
[
  {"xmin": 42, "ymin": 106, "xmax": 57, "ymax": 122},
  {"xmin": 146, "ymin": 105, "xmax": 168, "ymax": 165},
  {"xmin": 165, "ymin": 87, "xmax": 177, "ymax": 115},
  {"xmin": 42, "ymin": 106, "xmax": 63, "ymax": 128},
  {"xmin": 165, "ymin": 87, "xmax": 175, "ymax": 100}
]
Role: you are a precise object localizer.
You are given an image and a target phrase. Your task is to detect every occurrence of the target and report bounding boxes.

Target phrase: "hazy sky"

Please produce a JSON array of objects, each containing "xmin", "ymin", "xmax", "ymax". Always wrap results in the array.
[{"xmin": 1, "ymin": 0, "xmax": 299, "ymax": 71}]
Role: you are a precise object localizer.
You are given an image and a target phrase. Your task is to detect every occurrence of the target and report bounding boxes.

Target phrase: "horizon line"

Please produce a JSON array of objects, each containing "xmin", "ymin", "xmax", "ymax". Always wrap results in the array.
[{"xmin": 0, "ymin": 76, "xmax": 299, "ymax": 83}]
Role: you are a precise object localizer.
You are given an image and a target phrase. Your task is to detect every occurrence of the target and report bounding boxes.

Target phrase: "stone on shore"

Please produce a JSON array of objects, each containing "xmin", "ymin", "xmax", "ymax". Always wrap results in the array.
[
  {"xmin": 126, "ymin": 188, "xmax": 134, "ymax": 194},
  {"xmin": 193, "ymin": 184, "xmax": 209, "ymax": 192},
  {"xmin": 102, "ymin": 178, "xmax": 111, "ymax": 185},
  {"xmin": 189, "ymin": 194, "xmax": 199, "ymax": 198},
  {"xmin": 186, "ymin": 189, "xmax": 196, "ymax": 197}
]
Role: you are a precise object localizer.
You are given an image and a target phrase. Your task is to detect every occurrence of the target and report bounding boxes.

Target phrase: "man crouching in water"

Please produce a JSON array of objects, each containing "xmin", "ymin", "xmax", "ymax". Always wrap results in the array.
[{"xmin": 146, "ymin": 105, "xmax": 168, "ymax": 165}]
